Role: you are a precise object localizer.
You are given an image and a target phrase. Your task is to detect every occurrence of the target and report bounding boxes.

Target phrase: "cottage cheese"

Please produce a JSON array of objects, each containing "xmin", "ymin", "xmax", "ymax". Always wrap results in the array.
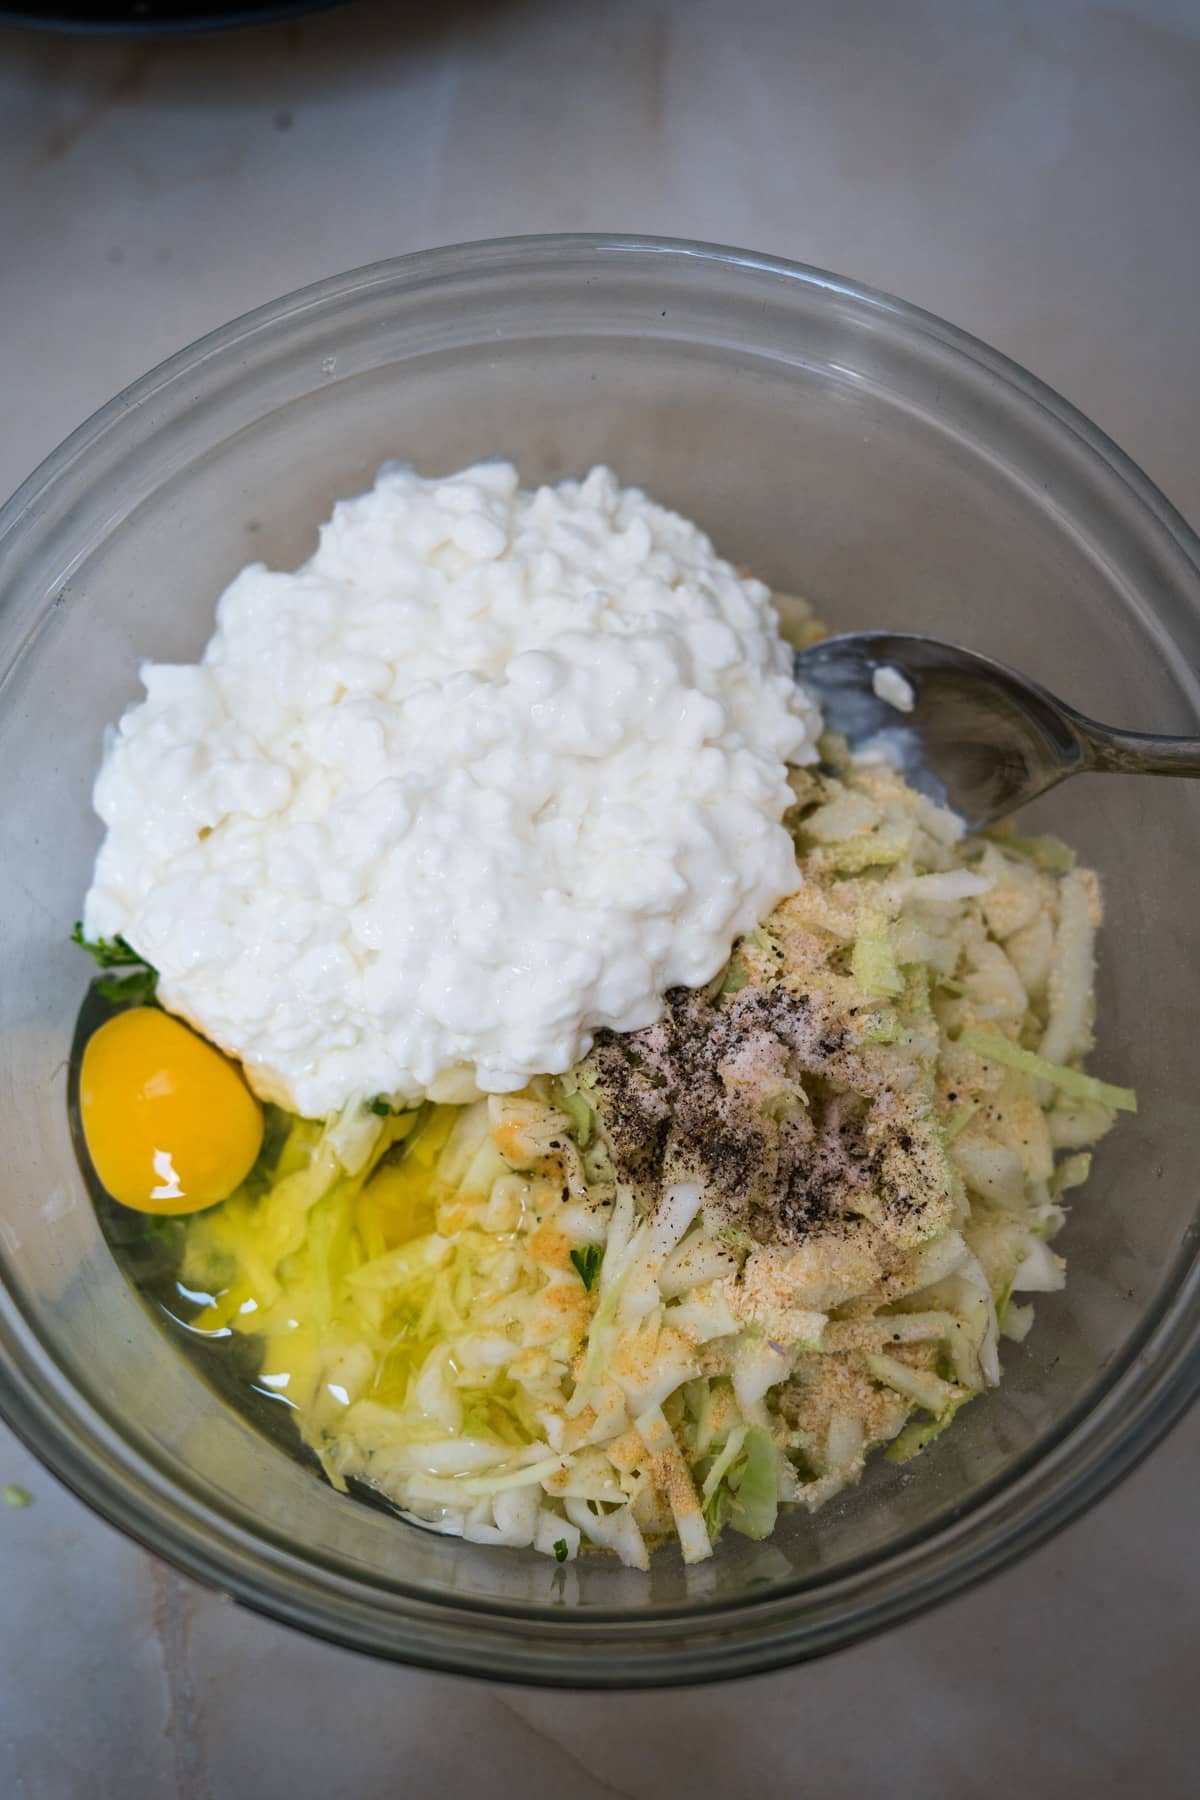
[
  {"xmin": 872, "ymin": 665, "xmax": 915, "ymax": 713},
  {"xmin": 84, "ymin": 463, "xmax": 820, "ymax": 1116}
]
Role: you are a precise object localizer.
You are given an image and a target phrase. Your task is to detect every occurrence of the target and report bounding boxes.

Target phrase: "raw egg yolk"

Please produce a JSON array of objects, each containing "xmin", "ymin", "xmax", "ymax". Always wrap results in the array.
[{"xmin": 80, "ymin": 1007, "xmax": 264, "ymax": 1215}]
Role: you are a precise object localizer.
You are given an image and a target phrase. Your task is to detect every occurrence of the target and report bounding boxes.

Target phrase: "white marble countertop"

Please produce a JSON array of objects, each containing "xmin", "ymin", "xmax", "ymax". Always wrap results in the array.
[{"xmin": 1, "ymin": 2, "xmax": 1197, "ymax": 1794}]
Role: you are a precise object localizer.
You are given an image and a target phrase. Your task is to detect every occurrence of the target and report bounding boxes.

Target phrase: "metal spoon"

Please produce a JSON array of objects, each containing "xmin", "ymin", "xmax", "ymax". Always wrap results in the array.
[{"xmin": 794, "ymin": 631, "xmax": 1200, "ymax": 829}]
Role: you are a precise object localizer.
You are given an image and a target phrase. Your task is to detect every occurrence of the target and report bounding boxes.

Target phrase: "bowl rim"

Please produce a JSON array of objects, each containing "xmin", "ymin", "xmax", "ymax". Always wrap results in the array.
[
  {"xmin": 1, "ymin": 232, "xmax": 1197, "ymax": 1686},
  {"xmin": 6, "ymin": 232, "xmax": 1200, "ymax": 575}
]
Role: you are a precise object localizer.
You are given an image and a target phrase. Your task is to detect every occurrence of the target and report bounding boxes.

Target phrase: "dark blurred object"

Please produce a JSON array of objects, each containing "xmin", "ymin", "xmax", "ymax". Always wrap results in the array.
[{"xmin": 0, "ymin": 0, "xmax": 343, "ymax": 31}]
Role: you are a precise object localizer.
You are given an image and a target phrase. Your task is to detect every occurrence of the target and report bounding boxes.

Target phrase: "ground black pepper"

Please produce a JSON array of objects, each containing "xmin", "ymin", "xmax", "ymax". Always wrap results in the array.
[{"xmin": 584, "ymin": 974, "xmax": 945, "ymax": 1253}]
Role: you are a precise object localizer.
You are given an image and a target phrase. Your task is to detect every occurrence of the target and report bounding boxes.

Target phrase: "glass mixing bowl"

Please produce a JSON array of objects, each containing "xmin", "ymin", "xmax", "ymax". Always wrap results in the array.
[{"xmin": 1, "ymin": 236, "xmax": 1197, "ymax": 1686}]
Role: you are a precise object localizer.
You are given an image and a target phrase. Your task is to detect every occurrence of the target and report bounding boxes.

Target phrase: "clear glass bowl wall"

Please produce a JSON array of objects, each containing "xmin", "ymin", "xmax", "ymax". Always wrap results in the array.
[{"xmin": 1, "ymin": 237, "xmax": 1197, "ymax": 1685}]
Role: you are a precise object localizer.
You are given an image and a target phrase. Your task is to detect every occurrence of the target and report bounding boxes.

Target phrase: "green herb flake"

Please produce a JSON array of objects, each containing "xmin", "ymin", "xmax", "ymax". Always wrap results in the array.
[
  {"xmin": 71, "ymin": 923, "xmax": 144, "ymax": 968},
  {"xmin": 365, "ymin": 1096, "xmax": 395, "ymax": 1117},
  {"xmin": 73, "ymin": 923, "xmax": 159, "ymax": 1006},
  {"xmin": 553, "ymin": 1537, "xmax": 569, "ymax": 1563},
  {"xmin": 570, "ymin": 1245, "xmax": 603, "ymax": 1291},
  {"xmin": 95, "ymin": 966, "xmax": 159, "ymax": 1007},
  {"xmin": 3, "ymin": 1484, "xmax": 31, "ymax": 1508}
]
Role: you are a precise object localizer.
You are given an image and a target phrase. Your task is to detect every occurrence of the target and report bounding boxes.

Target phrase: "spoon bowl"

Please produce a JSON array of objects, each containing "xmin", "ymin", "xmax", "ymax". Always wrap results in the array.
[{"xmin": 795, "ymin": 632, "xmax": 1200, "ymax": 828}]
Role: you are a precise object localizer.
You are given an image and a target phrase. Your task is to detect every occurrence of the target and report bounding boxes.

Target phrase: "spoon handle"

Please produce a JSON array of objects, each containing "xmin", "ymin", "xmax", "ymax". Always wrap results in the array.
[{"xmin": 1075, "ymin": 719, "xmax": 1200, "ymax": 779}]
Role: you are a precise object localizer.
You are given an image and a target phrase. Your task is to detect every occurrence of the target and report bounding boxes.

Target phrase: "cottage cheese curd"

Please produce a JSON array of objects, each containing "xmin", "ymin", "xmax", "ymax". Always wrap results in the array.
[
  {"xmin": 872, "ymin": 665, "xmax": 915, "ymax": 712},
  {"xmin": 84, "ymin": 463, "xmax": 820, "ymax": 1117}
]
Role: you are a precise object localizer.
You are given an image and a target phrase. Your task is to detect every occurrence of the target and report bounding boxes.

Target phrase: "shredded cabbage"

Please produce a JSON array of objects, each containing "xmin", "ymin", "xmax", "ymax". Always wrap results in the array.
[
  {"xmin": 176, "ymin": 752, "xmax": 1127, "ymax": 1566},
  {"xmin": 851, "ymin": 919, "xmax": 905, "ymax": 995},
  {"xmin": 959, "ymin": 1027, "xmax": 1136, "ymax": 1113}
]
